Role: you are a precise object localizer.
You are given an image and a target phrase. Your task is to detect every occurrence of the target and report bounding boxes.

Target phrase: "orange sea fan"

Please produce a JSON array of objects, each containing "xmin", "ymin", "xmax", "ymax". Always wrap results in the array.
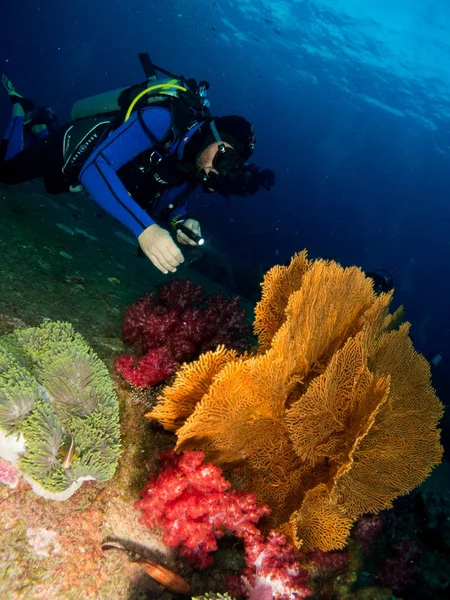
[
  {"xmin": 147, "ymin": 345, "xmax": 238, "ymax": 431},
  {"xmin": 332, "ymin": 324, "xmax": 444, "ymax": 519},
  {"xmin": 175, "ymin": 352, "xmax": 289, "ymax": 463},
  {"xmin": 280, "ymin": 484, "xmax": 354, "ymax": 552},
  {"xmin": 282, "ymin": 324, "xmax": 443, "ymax": 551},
  {"xmin": 232, "ymin": 449, "xmax": 329, "ymax": 529},
  {"xmin": 253, "ymin": 250, "xmax": 310, "ymax": 350},
  {"xmin": 285, "ymin": 333, "xmax": 391, "ymax": 468},
  {"xmin": 150, "ymin": 253, "xmax": 444, "ymax": 553},
  {"xmin": 269, "ymin": 260, "xmax": 377, "ymax": 398}
]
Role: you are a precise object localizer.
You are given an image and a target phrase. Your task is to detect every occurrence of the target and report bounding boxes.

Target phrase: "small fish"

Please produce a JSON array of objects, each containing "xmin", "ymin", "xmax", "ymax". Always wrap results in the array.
[
  {"xmin": 102, "ymin": 541, "xmax": 190, "ymax": 594},
  {"xmin": 62, "ymin": 435, "xmax": 76, "ymax": 469}
]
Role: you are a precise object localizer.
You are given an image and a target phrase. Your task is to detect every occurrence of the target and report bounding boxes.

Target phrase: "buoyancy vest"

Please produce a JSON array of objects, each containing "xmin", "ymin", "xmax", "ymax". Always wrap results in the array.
[{"xmin": 62, "ymin": 76, "xmax": 209, "ymax": 185}]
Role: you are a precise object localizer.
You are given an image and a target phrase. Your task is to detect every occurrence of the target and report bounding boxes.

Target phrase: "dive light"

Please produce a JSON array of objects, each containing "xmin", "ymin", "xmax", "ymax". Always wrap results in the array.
[{"xmin": 176, "ymin": 223, "xmax": 204, "ymax": 246}]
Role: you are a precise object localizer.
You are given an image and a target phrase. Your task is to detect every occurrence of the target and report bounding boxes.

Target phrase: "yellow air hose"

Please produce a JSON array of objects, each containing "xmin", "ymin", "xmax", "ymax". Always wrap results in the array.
[{"xmin": 124, "ymin": 80, "xmax": 187, "ymax": 122}]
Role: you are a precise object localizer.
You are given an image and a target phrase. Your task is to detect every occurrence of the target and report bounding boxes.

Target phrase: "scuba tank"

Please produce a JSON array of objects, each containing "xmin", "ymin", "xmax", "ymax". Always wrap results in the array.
[
  {"xmin": 70, "ymin": 78, "xmax": 188, "ymax": 121},
  {"xmin": 71, "ymin": 87, "xmax": 129, "ymax": 121},
  {"xmin": 70, "ymin": 53, "xmax": 211, "ymax": 122}
]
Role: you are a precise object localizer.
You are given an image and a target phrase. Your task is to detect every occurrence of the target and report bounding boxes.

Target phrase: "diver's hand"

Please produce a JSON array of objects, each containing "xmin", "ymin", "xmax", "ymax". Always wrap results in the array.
[
  {"xmin": 176, "ymin": 219, "xmax": 202, "ymax": 246},
  {"xmin": 138, "ymin": 224, "xmax": 184, "ymax": 274}
]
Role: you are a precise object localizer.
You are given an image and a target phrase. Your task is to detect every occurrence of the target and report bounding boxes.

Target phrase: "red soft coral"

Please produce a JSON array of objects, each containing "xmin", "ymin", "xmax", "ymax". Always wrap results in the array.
[
  {"xmin": 136, "ymin": 450, "xmax": 311, "ymax": 599},
  {"xmin": 122, "ymin": 292, "xmax": 179, "ymax": 352},
  {"xmin": 158, "ymin": 278, "xmax": 205, "ymax": 311},
  {"xmin": 115, "ymin": 279, "xmax": 252, "ymax": 387},
  {"xmin": 114, "ymin": 348, "xmax": 176, "ymax": 388},
  {"xmin": 200, "ymin": 292, "xmax": 252, "ymax": 353},
  {"xmin": 135, "ymin": 450, "xmax": 269, "ymax": 570}
]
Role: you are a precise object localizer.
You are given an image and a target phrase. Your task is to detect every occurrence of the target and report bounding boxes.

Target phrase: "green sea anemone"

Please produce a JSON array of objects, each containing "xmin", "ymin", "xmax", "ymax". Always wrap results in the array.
[{"xmin": 0, "ymin": 321, "xmax": 121, "ymax": 500}]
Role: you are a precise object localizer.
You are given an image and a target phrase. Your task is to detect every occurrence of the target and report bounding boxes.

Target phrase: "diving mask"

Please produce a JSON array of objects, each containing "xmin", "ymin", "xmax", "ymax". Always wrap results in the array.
[{"xmin": 199, "ymin": 143, "xmax": 244, "ymax": 193}]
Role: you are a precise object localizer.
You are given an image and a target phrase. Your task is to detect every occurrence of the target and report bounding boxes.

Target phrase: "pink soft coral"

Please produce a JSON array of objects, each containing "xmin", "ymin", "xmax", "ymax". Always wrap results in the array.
[
  {"xmin": 115, "ymin": 279, "xmax": 252, "ymax": 388},
  {"xmin": 239, "ymin": 531, "xmax": 311, "ymax": 599}
]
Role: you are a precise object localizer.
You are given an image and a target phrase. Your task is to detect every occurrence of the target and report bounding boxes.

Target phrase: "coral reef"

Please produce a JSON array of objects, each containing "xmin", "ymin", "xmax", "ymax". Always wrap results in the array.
[
  {"xmin": 114, "ymin": 278, "xmax": 252, "ymax": 387},
  {"xmin": 0, "ymin": 180, "xmax": 261, "ymax": 598},
  {"xmin": 0, "ymin": 321, "xmax": 121, "ymax": 500},
  {"xmin": 148, "ymin": 252, "xmax": 444, "ymax": 552},
  {"xmin": 0, "ymin": 366, "xmax": 181, "ymax": 600}
]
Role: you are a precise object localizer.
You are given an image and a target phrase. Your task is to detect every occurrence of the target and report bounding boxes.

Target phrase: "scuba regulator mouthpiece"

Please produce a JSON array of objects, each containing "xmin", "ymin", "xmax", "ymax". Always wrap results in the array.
[{"xmin": 176, "ymin": 223, "xmax": 204, "ymax": 246}]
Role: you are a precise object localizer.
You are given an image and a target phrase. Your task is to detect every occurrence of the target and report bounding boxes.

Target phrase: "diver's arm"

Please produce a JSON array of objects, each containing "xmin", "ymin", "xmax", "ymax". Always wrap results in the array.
[
  {"xmin": 80, "ymin": 153, "xmax": 154, "ymax": 236},
  {"xmin": 79, "ymin": 108, "xmax": 171, "ymax": 237}
]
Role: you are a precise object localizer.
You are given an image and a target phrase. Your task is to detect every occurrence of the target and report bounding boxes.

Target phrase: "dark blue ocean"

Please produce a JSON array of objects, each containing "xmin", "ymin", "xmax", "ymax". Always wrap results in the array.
[{"xmin": 1, "ymin": 2, "xmax": 450, "ymax": 596}]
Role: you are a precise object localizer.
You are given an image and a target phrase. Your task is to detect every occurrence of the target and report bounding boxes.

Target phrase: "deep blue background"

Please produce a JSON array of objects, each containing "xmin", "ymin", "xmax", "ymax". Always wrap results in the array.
[{"xmin": 1, "ymin": 1, "xmax": 450, "ymax": 392}]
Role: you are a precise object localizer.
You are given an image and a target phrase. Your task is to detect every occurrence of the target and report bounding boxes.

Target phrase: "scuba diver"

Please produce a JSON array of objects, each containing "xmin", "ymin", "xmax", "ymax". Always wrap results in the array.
[
  {"xmin": 0, "ymin": 54, "xmax": 257, "ymax": 275},
  {"xmin": 366, "ymin": 268, "xmax": 394, "ymax": 295},
  {"xmin": 217, "ymin": 163, "xmax": 275, "ymax": 198}
]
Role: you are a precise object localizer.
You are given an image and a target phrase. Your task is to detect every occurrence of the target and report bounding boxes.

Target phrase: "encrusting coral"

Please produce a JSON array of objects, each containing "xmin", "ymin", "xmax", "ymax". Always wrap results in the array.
[
  {"xmin": 148, "ymin": 252, "xmax": 443, "ymax": 552},
  {"xmin": 0, "ymin": 321, "xmax": 121, "ymax": 500}
]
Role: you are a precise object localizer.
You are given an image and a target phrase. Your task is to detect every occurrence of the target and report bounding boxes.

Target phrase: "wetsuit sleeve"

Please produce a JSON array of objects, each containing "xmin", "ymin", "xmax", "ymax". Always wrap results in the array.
[{"xmin": 79, "ymin": 108, "xmax": 172, "ymax": 238}]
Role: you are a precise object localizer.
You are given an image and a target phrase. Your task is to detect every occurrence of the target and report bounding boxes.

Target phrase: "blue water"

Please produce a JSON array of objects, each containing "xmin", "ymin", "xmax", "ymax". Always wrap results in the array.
[{"xmin": 1, "ymin": 1, "xmax": 450, "ymax": 389}]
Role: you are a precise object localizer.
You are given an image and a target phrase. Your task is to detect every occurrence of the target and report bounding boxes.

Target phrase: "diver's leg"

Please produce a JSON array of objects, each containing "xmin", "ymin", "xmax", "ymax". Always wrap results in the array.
[
  {"xmin": 1, "ymin": 75, "xmax": 36, "ymax": 160},
  {"xmin": 0, "ymin": 125, "xmax": 66, "ymax": 185},
  {"xmin": 1, "ymin": 105, "xmax": 27, "ymax": 161}
]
